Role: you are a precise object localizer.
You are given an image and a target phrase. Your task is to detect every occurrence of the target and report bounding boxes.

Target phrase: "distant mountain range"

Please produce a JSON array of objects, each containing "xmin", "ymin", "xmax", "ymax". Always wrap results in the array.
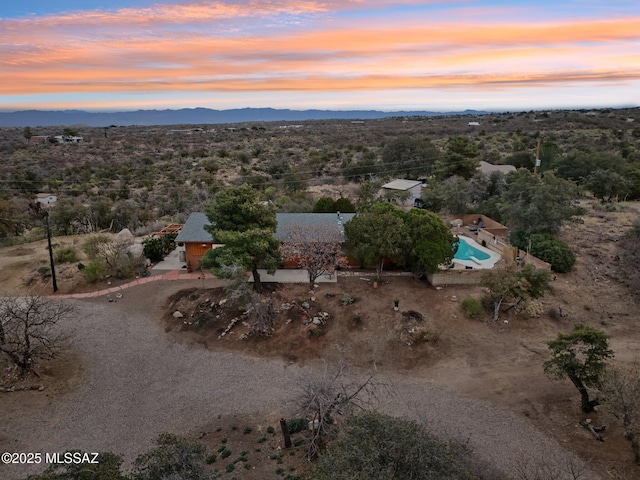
[{"xmin": 0, "ymin": 107, "xmax": 488, "ymax": 127}]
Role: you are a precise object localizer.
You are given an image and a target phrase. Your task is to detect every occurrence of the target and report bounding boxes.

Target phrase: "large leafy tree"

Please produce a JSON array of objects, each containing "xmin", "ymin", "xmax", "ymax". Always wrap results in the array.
[
  {"xmin": 381, "ymin": 136, "xmax": 439, "ymax": 178},
  {"xmin": 344, "ymin": 203, "xmax": 407, "ymax": 279},
  {"xmin": 200, "ymin": 184, "xmax": 279, "ymax": 292},
  {"xmin": 498, "ymin": 169, "xmax": 583, "ymax": 234},
  {"xmin": 404, "ymin": 209, "xmax": 457, "ymax": 277},
  {"xmin": 543, "ymin": 323, "xmax": 614, "ymax": 412}
]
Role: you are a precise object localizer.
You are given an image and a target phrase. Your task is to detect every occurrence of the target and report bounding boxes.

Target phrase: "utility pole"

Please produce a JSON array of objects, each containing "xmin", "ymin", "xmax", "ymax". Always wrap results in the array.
[
  {"xmin": 43, "ymin": 209, "xmax": 58, "ymax": 293},
  {"xmin": 31, "ymin": 202, "xmax": 58, "ymax": 293},
  {"xmin": 534, "ymin": 137, "xmax": 541, "ymax": 175}
]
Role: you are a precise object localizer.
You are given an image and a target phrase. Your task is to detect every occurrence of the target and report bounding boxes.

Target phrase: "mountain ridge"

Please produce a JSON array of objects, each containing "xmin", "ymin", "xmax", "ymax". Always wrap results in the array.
[{"xmin": 0, "ymin": 107, "xmax": 489, "ymax": 127}]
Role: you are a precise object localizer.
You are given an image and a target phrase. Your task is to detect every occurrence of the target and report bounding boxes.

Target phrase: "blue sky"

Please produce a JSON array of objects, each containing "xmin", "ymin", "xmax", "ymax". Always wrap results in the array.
[{"xmin": 1, "ymin": 1, "xmax": 639, "ymax": 112}]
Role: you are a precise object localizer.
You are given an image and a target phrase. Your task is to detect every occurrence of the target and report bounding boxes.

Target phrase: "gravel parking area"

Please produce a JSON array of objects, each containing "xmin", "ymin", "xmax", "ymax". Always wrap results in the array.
[{"xmin": 1, "ymin": 280, "xmax": 600, "ymax": 479}]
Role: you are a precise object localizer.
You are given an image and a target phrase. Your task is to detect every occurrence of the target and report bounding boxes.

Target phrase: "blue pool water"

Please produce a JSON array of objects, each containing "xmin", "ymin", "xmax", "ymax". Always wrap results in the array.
[{"xmin": 454, "ymin": 237, "xmax": 490, "ymax": 261}]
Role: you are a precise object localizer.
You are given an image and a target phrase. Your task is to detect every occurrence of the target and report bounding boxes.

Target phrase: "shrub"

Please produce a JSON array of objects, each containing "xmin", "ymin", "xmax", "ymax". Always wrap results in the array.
[
  {"xmin": 82, "ymin": 234, "xmax": 112, "ymax": 259},
  {"xmin": 37, "ymin": 265, "xmax": 51, "ymax": 279},
  {"xmin": 286, "ymin": 417, "xmax": 308, "ymax": 435},
  {"xmin": 82, "ymin": 259, "xmax": 106, "ymax": 283},
  {"xmin": 220, "ymin": 448, "xmax": 232, "ymax": 459},
  {"xmin": 461, "ymin": 297, "xmax": 483, "ymax": 318},
  {"xmin": 243, "ymin": 426, "xmax": 252, "ymax": 434},
  {"xmin": 54, "ymin": 246, "xmax": 77, "ymax": 263},
  {"xmin": 312, "ymin": 196, "xmax": 336, "ymax": 213},
  {"xmin": 341, "ymin": 294, "xmax": 354, "ymax": 306},
  {"xmin": 510, "ymin": 231, "xmax": 576, "ymax": 273},
  {"xmin": 206, "ymin": 453, "xmax": 217, "ymax": 464}
]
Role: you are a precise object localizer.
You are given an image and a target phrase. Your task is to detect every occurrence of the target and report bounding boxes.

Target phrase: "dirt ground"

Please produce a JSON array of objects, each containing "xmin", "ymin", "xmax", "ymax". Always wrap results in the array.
[{"xmin": 1, "ymin": 203, "xmax": 640, "ymax": 479}]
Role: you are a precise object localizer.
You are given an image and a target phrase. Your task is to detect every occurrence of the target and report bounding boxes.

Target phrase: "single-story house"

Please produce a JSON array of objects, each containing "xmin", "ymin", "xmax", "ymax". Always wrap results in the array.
[
  {"xmin": 381, "ymin": 179, "xmax": 423, "ymax": 206},
  {"xmin": 174, "ymin": 212, "xmax": 356, "ymax": 269},
  {"xmin": 174, "ymin": 213, "xmax": 222, "ymax": 269},
  {"xmin": 477, "ymin": 161, "xmax": 516, "ymax": 175}
]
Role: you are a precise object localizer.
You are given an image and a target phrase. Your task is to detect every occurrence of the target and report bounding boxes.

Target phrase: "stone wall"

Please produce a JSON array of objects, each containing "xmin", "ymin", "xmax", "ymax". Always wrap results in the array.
[{"xmin": 427, "ymin": 269, "xmax": 485, "ymax": 286}]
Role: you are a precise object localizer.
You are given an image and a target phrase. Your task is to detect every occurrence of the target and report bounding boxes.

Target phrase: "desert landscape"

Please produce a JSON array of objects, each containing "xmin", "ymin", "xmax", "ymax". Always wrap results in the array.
[{"xmin": 0, "ymin": 109, "xmax": 639, "ymax": 479}]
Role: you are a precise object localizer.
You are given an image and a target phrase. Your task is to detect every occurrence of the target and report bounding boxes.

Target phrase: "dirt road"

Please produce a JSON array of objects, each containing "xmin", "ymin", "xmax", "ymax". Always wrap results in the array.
[{"xmin": 0, "ymin": 279, "xmax": 599, "ymax": 479}]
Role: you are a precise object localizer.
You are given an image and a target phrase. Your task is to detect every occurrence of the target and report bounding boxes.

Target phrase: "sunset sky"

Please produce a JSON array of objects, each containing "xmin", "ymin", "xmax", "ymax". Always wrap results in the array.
[{"xmin": 1, "ymin": 0, "xmax": 639, "ymax": 112}]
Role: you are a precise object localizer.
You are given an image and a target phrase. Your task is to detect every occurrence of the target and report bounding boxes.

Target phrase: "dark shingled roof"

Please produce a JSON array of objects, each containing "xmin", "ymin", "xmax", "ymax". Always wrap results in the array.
[
  {"xmin": 175, "ymin": 212, "xmax": 356, "ymax": 243},
  {"xmin": 175, "ymin": 212, "xmax": 213, "ymax": 243},
  {"xmin": 275, "ymin": 213, "xmax": 355, "ymax": 241}
]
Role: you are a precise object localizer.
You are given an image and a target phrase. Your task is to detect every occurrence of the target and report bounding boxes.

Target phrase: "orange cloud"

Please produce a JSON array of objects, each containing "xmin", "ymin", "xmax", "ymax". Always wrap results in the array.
[{"xmin": 1, "ymin": 8, "xmax": 639, "ymax": 99}]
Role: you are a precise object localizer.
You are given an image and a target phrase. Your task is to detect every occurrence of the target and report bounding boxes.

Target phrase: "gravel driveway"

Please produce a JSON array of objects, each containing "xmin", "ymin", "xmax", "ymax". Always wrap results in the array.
[{"xmin": 1, "ymin": 280, "xmax": 600, "ymax": 479}]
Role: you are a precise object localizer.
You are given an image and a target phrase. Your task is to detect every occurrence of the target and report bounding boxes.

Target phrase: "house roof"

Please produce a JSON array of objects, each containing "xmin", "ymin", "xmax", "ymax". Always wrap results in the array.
[
  {"xmin": 382, "ymin": 179, "xmax": 422, "ymax": 191},
  {"xmin": 175, "ymin": 212, "xmax": 357, "ymax": 244},
  {"xmin": 275, "ymin": 213, "xmax": 355, "ymax": 241},
  {"xmin": 478, "ymin": 161, "xmax": 516, "ymax": 175},
  {"xmin": 175, "ymin": 212, "xmax": 214, "ymax": 243}
]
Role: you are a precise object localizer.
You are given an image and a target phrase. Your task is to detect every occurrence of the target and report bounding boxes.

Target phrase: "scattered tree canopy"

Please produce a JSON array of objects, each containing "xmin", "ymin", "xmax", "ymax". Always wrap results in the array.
[{"xmin": 498, "ymin": 169, "xmax": 583, "ymax": 234}]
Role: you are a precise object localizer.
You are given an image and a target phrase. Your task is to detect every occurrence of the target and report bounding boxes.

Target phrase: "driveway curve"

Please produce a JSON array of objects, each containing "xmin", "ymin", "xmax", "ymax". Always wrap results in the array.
[{"xmin": 1, "ymin": 280, "xmax": 600, "ymax": 479}]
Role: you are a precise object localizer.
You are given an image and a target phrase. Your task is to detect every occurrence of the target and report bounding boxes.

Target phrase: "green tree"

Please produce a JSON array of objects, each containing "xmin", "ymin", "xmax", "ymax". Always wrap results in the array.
[
  {"xmin": 130, "ymin": 433, "xmax": 216, "ymax": 480},
  {"xmin": 510, "ymin": 232, "xmax": 576, "ymax": 273},
  {"xmin": 201, "ymin": 184, "xmax": 279, "ymax": 292},
  {"xmin": 404, "ymin": 209, "xmax": 457, "ymax": 277},
  {"xmin": 434, "ymin": 136, "xmax": 480, "ymax": 180},
  {"xmin": 481, "ymin": 263, "xmax": 552, "ymax": 321},
  {"xmin": 344, "ymin": 203, "xmax": 407, "ymax": 279},
  {"xmin": 334, "ymin": 196, "xmax": 356, "ymax": 213},
  {"xmin": 381, "ymin": 136, "xmax": 439, "ymax": 178},
  {"xmin": 306, "ymin": 411, "xmax": 480, "ymax": 480},
  {"xmin": 313, "ymin": 196, "xmax": 337, "ymax": 213},
  {"xmin": 543, "ymin": 323, "xmax": 614, "ymax": 412},
  {"xmin": 584, "ymin": 168, "xmax": 630, "ymax": 202},
  {"xmin": 23, "ymin": 126, "xmax": 33, "ymax": 140},
  {"xmin": 498, "ymin": 169, "xmax": 583, "ymax": 234}
]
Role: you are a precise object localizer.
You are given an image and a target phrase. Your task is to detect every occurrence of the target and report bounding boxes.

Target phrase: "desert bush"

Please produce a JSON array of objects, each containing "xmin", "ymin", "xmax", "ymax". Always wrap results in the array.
[
  {"xmin": 82, "ymin": 259, "xmax": 106, "ymax": 283},
  {"xmin": 461, "ymin": 297, "xmax": 483, "ymax": 318},
  {"xmin": 53, "ymin": 246, "xmax": 78, "ymax": 263},
  {"xmin": 510, "ymin": 231, "xmax": 575, "ymax": 273},
  {"xmin": 82, "ymin": 234, "xmax": 113, "ymax": 259},
  {"xmin": 286, "ymin": 417, "xmax": 308, "ymax": 435}
]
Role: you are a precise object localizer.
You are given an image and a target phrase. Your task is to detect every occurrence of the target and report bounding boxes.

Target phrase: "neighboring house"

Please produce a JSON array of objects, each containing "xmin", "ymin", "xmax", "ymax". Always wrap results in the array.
[
  {"xmin": 35, "ymin": 193, "xmax": 57, "ymax": 205},
  {"xmin": 174, "ymin": 213, "xmax": 222, "ymax": 269},
  {"xmin": 468, "ymin": 121, "xmax": 480, "ymax": 126},
  {"xmin": 381, "ymin": 179, "xmax": 423, "ymax": 206},
  {"xmin": 53, "ymin": 135, "xmax": 83, "ymax": 144},
  {"xmin": 175, "ymin": 212, "xmax": 356, "ymax": 269},
  {"xmin": 29, "ymin": 136, "xmax": 49, "ymax": 145},
  {"xmin": 478, "ymin": 161, "xmax": 516, "ymax": 175}
]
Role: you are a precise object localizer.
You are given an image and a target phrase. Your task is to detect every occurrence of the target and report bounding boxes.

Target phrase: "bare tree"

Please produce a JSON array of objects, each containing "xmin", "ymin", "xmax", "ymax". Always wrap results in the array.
[
  {"xmin": 513, "ymin": 455, "xmax": 587, "ymax": 480},
  {"xmin": 279, "ymin": 223, "xmax": 347, "ymax": 290},
  {"xmin": 295, "ymin": 359, "xmax": 384, "ymax": 459},
  {"xmin": 0, "ymin": 296, "xmax": 74, "ymax": 373},
  {"xmin": 602, "ymin": 362, "xmax": 640, "ymax": 464}
]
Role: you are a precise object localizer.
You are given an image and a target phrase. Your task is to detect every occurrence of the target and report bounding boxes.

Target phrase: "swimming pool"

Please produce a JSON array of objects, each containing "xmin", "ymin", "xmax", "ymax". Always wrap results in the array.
[{"xmin": 452, "ymin": 236, "xmax": 501, "ymax": 269}]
